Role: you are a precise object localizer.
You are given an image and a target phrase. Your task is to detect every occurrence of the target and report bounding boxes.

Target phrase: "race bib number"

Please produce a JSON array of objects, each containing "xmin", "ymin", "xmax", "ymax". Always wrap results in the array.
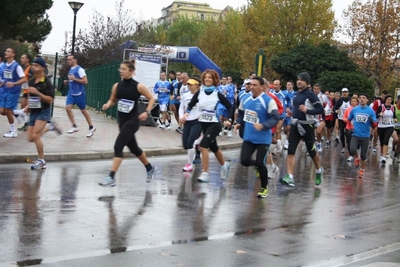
[
  {"xmin": 394, "ymin": 123, "xmax": 400, "ymax": 128},
  {"xmin": 339, "ymin": 108, "xmax": 346, "ymax": 117},
  {"xmin": 159, "ymin": 87, "xmax": 168, "ymax": 93},
  {"xmin": 325, "ymin": 108, "xmax": 332, "ymax": 116},
  {"xmin": 199, "ymin": 109, "xmax": 217, "ymax": 122},
  {"xmin": 355, "ymin": 114, "xmax": 369, "ymax": 123},
  {"xmin": 243, "ymin": 109, "xmax": 259, "ymax": 124},
  {"xmin": 117, "ymin": 99, "xmax": 134, "ymax": 113},
  {"xmin": 29, "ymin": 97, "xmax": 41, "ymax": 109},
  {"xmin": 3, "ymin": 70, "xmax": 12, "ymax": 79},
  {"xmin": 21, "ymin": 83, "xmax": 28, "ymax": 89},
  {"xmin": 381, "ymin": 118, "xmax": 393, "ymax": 125}
]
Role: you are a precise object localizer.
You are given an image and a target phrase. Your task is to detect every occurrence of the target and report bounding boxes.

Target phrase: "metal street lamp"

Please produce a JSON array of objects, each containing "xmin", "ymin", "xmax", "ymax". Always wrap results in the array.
[{"xmin": 68, "ymin": 1, "xmax": 84, "ymax": 54}]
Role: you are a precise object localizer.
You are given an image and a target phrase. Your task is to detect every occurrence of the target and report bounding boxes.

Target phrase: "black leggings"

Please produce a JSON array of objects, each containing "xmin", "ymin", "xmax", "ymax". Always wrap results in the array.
[
  {"xmin": 377, "ymin": 127, "xmax": 394, "ymax": 146},
  {"xmin": 114, "ymin": 116, "xmax": 142, "ymax": 158},
  {"xmin": 240, "ymin": 141, "xmax": 269, "ymax": 188},
  {"xmin": 288, "ymin": 123, "xmax": 317, "ymax": 158},
  {"xmin": 200, "ymin": 122, "xmax": 221, "ymax": 153},
  {"xmin": 345, "ymin": 129, "xmax": 353, "ymax": 154},
  {"xmin": 182, "ymin": 120, "xmax": 202, "ymax": 149},
  {"xmin": 349, "ymin": 136, "xmax": 369, "ymax": 161},
  {"xmin": 338, "ymin": 119, "xmax": 346, "ymax": 148}
]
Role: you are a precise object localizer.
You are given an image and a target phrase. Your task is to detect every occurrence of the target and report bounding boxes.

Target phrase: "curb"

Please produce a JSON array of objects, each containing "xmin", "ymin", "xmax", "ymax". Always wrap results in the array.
[{"xmin": 0, "ymin": 142, "xmax": 243, "ymax": 163}]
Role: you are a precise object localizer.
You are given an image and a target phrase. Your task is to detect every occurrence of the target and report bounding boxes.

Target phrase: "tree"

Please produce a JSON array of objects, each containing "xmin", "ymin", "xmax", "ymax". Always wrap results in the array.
[
  {"xmin": 0, "ymin": 0, "xmax": 53, "ymax": 42},
  {"xmin": 0, "ymin": 40, "xmax": 31, "ymax": 58},
  {"xmin": 166, "ymin": 15, "xmax": 205, "ymax": 46},
  {"xmin": 241, "ymin": 0, "xmax": 336, "ymax": 75},
  {"xmin": 317, "ymin": 71, "xmax": 374, "ymax": 96},
  {"xmin": 271, "ymin": 43, "xmax": 358, "ymax": 83},
  {"xmin": 342, "ymin": 0, "xmax": 400, "ymax": 94},
  {"xmin": 60, "ymin": 0, "xmax": 138, "ymax": 72}
]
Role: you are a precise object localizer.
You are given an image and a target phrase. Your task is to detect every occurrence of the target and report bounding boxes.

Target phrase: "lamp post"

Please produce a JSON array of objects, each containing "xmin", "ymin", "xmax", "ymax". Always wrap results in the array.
[{"xmin": 68, "ymin": 1, "xmax": 84, "ymax": 54}]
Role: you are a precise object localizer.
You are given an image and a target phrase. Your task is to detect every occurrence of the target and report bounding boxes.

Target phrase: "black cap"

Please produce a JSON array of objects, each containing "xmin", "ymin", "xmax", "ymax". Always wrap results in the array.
[
  {"xmin": 297, "ymin": 72, "xmax": 310, "ymax": 85},
  {"xmin": 359, "ymin": 92, "xmax": 368, "ymax": 98}
]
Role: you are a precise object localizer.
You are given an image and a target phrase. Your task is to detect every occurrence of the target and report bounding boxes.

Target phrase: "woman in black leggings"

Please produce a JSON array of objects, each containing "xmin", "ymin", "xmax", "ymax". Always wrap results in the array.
[
  {"xmin": 376, "ymin": 95, "xmax": 395, "ymax": 164},
  {"xmin": 99, "ymin": 59, "xmax": 157, "ymax": 187}
]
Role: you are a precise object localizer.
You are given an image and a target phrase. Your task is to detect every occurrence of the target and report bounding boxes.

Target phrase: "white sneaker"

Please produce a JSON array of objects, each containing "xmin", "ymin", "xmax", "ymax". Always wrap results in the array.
[
  {"xmin": 283, "ymin": 141, "xmax": 289, "ymax": 150},
  {"xmin": 166, "ymin": 124, "xmax": 171, "ymax": 130},
  {"xmin": 227, "ymin": 130, "xmax": 232, "ymax": 138},
  {"xmin": 380, "ymin": 156, "xmax": 386, "ymax": 164},
  {"xmin": 317, "ymin": 142, "xmax": 322, "ymax": 152},
  {"xmin": 347, "ymin": 156, "xmax": 354, "ymax": 162},
  {"xmin": 86, "ymin": 126, "xmax": 96, "ymax": 138},
  {"xmin": 268, "ymin": 164, "xmax": 279, "ymax": 179},
  {"xmin": 67, "ymin": 127, "xmax": 79, "ymax": 134},
  {"xmin": 372, "ymin": 147, "xmax": 377, "ymax": 153},
  {"xmin": 220, "ymin": 162, "xmax": 231, "ymax": 179},
  {"xmin": 3, "ymin": 131, "xmax": 17, "ymax": 138},
  {"xmin": 341, "ymin": 148, "xmax": 346, "ymax": 154},
  {"xmin": 159, "ymin": 123, "xmax": 165, "ymax": 129},
  {"xmin": 224, "ymin": 129, "xmax": 228, "ymax": 135},
  {"xmin": 276, "ymin": 143, "xmax": 283, "ymax": 154},
  {"xmin": 218, "ymin": 131, "xmax": 222, "ymax": 136},
  {"xmin": 198, "ymin": 172, "xmax": 210, "ymax": 183}
]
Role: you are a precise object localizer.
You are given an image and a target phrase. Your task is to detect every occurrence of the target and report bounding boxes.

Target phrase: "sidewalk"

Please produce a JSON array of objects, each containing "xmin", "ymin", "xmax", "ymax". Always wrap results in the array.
[{"xmin": 0, "ymin": 99, "xmax": 242, "ymax": 163}]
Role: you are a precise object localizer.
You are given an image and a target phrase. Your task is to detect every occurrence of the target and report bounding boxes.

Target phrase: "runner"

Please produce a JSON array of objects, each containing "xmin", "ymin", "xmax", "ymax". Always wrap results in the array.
[
  {"xmin": 376, "ymin": 95, "xmax": 395, "ymax": 164},
  {"xmin": 217, "ymin": 76, "xmax": 235, "ymax": 137},
  {"xmin": 347, "ymin": 93, "xmax": 377, "ymax": 178},
  {"xmin": 370, "ymin": 90, "xmax": 388, "ymax": 152},
  {"xmin": 16, "ymin": 53, "xmax": 33, "ymax": 131},
  {"xmin": 25, "ymin": 57, "xmax": 54, "ymax": 169},
  {"xmin": 64, "ymin": 55, "xmax": 96, "ymax": 137},
  {"xmin": 179, "ymin": 77, "xmax": 202, "ymax": 172},
  {"xmin": 342, "ymin": 96, "xmax": 359, "ymax": 161},
  {"xmin": 183, "ymin": 69, "xmax": 232, "ymax": 183},
  {"xmin": 168, "ymin": 70, "xmax": 181, "ymax": 132},
  {"xmin": 313, "ymin": 83, "xmax": 329, "ymax": 152},
  {"xmin": 154, "ymin": 72, "xmax": 172, "ymax": 129},
  {"xmin": 283, "ymin": 80, "xmax": 295, "ymax": 150},
  {"xmin": 0, "ymin": 48, "xmax": 27, "ymax": 138},
  {"xmin": 334, "ymin": 88, "xmax": 351, "ymax": 153},
  {"xmin": 324, "ymin": 92, "xmax": 336, "ymax": 148},
  {"xmin": 393, "ymin": 95, "xmax": 400, "ymax": 162},
  {"xmin": 280, "ymin": 72, "xmax": 324, "ymax": 186},
  {"xmin": 99, "ymin": 59, "xmax": 157, "ymax": 187},
  {"xmin": 237, "ymin": 76, "xmax": 279, "ymax": 197}
]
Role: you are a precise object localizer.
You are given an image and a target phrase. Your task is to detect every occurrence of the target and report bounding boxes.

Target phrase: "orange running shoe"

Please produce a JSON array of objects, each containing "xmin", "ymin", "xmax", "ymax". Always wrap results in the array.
[
  {"xmin": 358, "ymin": 168, "xmax": 364, "ymax": 178},
  {"xmin": 355, "ymin": 157, "xmax": 360, "ymax": 168}
]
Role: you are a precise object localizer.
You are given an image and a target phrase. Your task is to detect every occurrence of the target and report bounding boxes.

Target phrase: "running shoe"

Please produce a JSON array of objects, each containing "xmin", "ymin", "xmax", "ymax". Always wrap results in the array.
[
  {"xmin": 50, "ymin": 121, "xmax": 63, "ymax": 135},
  {"xmin": 283, "ymin": 141, "xmax": 289, "ymax": 150},
  {"xmin": 380, "ymin": 156, "xmax": 386, "ymax": 164},
  {"xmin": 358, "ymin": 169, "xmax": 365, "ymax": 178},
  {"xmin": 335, "ymin": 137, "xmax": 339, "ymax": 143},
  {"xmin": 193, "ymin": 155, "xmax": 201, "ymax": 164},
  {"xmin": 325, "ymin": 140, "xmax": 331, "ymax": 148},
  {"xmin": 224, "ymin": 129, "xmax": 228, "ymax": 135},
  {"xmin": 198, "ymin": 172, "xmax": 210, "ymax": 183},
  {"xmin": 159, "ymin": 123, "xmax": 165, "ymax": 129},
  {"xmin": 227, "ymin": 130, "xmax": 233, "ymax": 138},
  {"xmin": 86, "ymin": 126, "xmax": 96, "ymax": 138},
  {"xmin": 31, "ymin": 159, "xmax": 47, "ymax": 170},
  {"xmin": 355, "ymin": 157, "xmax": 360, "ymax": 168},
  {"xmin": 347, "ymin": 156, "xmax": 353, "ymax": 162},
  {"xmin": 176, "ymin": 127, "xmax": 183, "ymax": 134},
  {"xmin": 315, "ymin": 167, "xmax": 323, "ymax": 186},
  {"xmin": 317, "ymin": 142, "xmax": 322, "ymax": 152},
  {"xmin": 99, "ymin": 176, "xmax": 116, "ymax": 187},
  {"xmin": 220, "ymin": 162, "xmax": 231, "ymax": 179},
  {"xmin": 341, "ymin": 148, "xmax": 346, "ymax": 154},
  {"xmin": 146, "ymin": 164, "xmax": 158, "ymax": 183},
  {"xmin": 396, "ymin": 155, "xmax": 400, "ymax": 163},
  {"xmin": 276, "ymin": 142, "xmax": 283, "ymax": 154},
  {"xmin": 3, "ymin": 131, "xmax": 17, "ymax": 138},
  {"xmin": 18, "ymin": 125, "xmax": 27, "ymax": 132},
  {"xmin": 218, "ymin": 131, "xmax": 223, "ymax": 136},
  {"xmin": 372, "ymin": 147, "xmax": 377, "ymax": 153},
  {"xmin": 67, "ymin": 127, "xmax": 79, "ymax": 134},
  {"xmin": 166, "ymin": 124, "xmax": 171, "ymax": 130},
  {"xmin": 257, "ymin": 187, "xmax": 268, "ymax": 198},
  {"xmin": 280, "ymin": 174, "xmax": 295, "ymax": 186},
  {"xmin": 182, "ymin": 163, "xmax": 194, "ymax": 172},
  {"xmin": 268, "ymin": 164, "xmax": 279, "ymax": 179}
]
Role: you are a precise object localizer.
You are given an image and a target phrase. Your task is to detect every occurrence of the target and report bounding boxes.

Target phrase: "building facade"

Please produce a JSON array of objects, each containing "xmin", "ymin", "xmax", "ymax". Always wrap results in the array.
[{"xmin": 158, "ymin": 1, "xmax": 222, "ymax": 24}]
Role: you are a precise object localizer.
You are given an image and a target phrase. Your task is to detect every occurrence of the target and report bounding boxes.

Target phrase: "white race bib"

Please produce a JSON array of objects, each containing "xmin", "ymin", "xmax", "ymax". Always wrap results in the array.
[
  {"xmin": 199, "ymin": 109, "xmax": 217, "ymax": 122},
  {"xmin": 21, "ymin": 83, "xmax": 28, "ymax": 89},
  {"xmin": 381, "ymin": 118, "xmax": 393, "ymax": 125},
  {"xmin": 29, "ymin": 97, "xmax": 42, "ymax": 109},
  {"xmin": 243, "ymin": 109, "xmax": 259, "ymax": 124},
  {"xmin": 117, "ymin": 99, "xmax": 134, "ymax": 113},
  {"xmin": 3, "ymin": 70, "xmax": 12, "ymax": 79},
  {"xmin": 325, "ymin": 108, "xmax": 332, "ymax": 116},
  {"xmin": 394, "ymin": 123, "xmax": 400, "ymax": 128}
]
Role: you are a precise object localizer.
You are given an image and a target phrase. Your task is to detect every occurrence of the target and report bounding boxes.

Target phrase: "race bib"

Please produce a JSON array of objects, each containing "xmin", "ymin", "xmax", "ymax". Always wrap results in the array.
[
  {"xmin": 394, "ymin": 123, "xmax": 400, "ymax": 128},
  {"xmin": 3, "ymin": 70, "xmax": 12, "ymax": 79},
  {"xmin": 21, "ymin": 83, "xmax": 28, "ymax": 89},
  {"xmin": 325, "ymin": 108, "xmax": 332, "ymax": 116},
  {"xmin": 159, "ymin": 87, "xmax": 168, "ymax": 93},
  {"xmin": 355, "ymin": 114, "xmax": 369, "ymax": 123},
  {"xmin": 199, "ymin": 109, "xmax": 217, "ymax": 122},
  {"xmin": 29, "ymin": 97, "xmax": 41, "ymax": 109},
  {"xmin": 381, "ymin": 118, "xmax": 393, "ymax": 125},
  {"xmin": 117, "ymin": 99, "xmax": 134, "ymax": 113},
  {"xmin": 243, "ymin": 109, "xmax": 259, "ymax": 124}
]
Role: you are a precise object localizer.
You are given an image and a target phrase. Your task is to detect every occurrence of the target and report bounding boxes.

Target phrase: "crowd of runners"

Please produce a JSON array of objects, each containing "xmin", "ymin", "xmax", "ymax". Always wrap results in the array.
[{"xmin": 2, "ymin": 50, "xmax": 396, "ymax": 198}]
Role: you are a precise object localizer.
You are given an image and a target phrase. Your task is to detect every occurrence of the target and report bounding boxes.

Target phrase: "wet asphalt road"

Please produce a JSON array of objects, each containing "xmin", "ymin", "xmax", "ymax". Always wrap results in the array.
[{"xmin": 0, "ymin": 146, "xmax": 400, "ymax": 267}]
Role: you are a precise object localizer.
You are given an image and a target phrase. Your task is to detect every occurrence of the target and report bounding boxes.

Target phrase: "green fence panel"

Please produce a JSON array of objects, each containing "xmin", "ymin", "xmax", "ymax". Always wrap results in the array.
[{"xmin": 86, "ymin": 61, "xmax": 120, "ymax": 120}]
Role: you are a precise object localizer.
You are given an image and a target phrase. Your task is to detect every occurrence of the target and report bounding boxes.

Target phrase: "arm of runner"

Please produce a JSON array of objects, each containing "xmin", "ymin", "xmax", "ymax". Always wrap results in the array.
[
  {"xmin": 102, "ymin": 83, "xmax": 118, "ymax": 110},
  {"xmin": 138, "ymin": 83, "xmax": 155, "ymax": 121}
]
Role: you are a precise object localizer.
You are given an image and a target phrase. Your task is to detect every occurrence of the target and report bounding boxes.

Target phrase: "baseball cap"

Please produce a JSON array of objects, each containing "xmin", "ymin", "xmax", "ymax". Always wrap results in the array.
[
  {"xmin": 243, "ymin": 79, "xmax": 251, "ymax": 84},
  {"xmin": 342, "ymin": 88, "xmax": 349, "ymax": 92}
]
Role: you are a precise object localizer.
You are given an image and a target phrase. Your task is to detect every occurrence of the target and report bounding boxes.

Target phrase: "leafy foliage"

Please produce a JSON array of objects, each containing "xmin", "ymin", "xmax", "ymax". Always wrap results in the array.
[
  {"xmin": 317, "ymin": 71, "xmax": 374, "ymax": 96},
  {"xmin": 0, "ymin": 0, "xmax": 53, "ymax": 42}
]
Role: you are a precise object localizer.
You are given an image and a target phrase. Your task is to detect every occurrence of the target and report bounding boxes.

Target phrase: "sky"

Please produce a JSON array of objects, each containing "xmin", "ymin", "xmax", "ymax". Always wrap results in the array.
[{"xmin": 41, "ymin": 0, "xmax": 349, "ymax": 53}]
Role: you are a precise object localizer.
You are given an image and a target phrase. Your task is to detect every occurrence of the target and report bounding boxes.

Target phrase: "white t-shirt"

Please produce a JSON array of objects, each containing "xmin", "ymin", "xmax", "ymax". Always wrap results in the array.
[{"xmin": 6, "ymin": 61, "xmax": 25, "ymax": 78}]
